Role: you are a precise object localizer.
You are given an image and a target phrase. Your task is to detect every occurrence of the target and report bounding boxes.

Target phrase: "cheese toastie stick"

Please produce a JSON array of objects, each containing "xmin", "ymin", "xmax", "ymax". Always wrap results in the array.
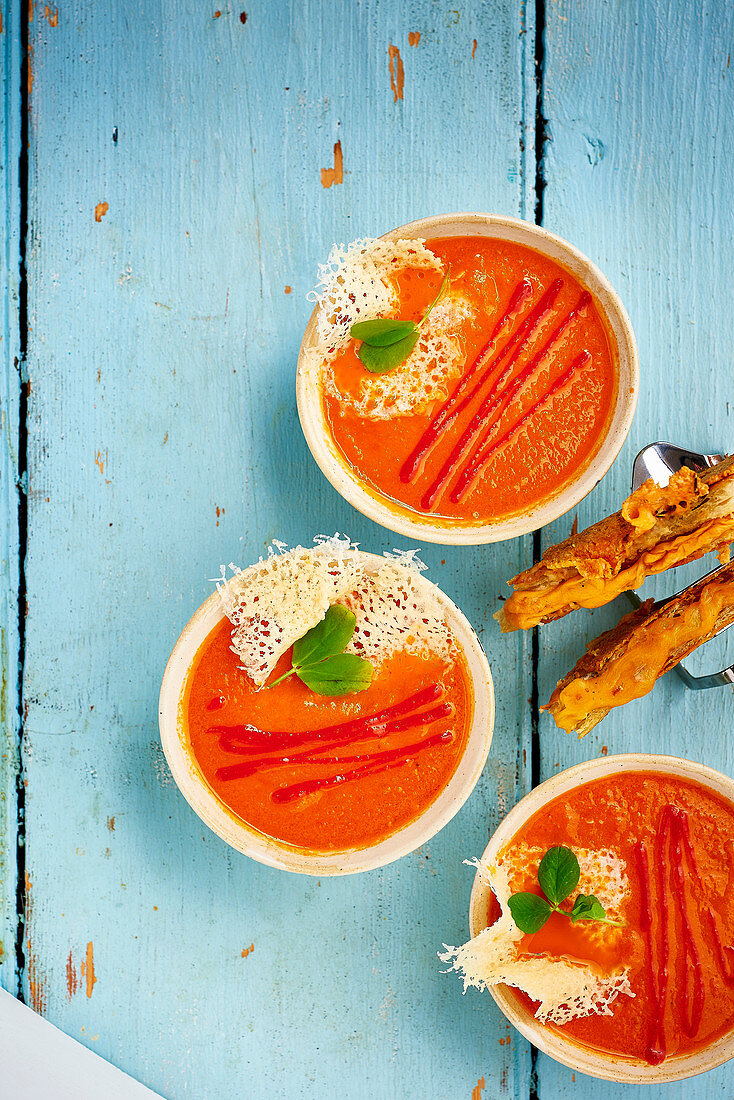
[
  {"xmin": 544, "ymin": 561, "xmax": 734, "ymax": 737},
  {"xmin": 497, "ymin": 455, "xmax": 734, "ymax": 633}
]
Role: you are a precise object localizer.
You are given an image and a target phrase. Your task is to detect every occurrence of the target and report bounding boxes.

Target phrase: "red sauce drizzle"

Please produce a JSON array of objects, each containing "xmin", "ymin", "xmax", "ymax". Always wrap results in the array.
[
  {"xmin": 208, "ymin": 683, "xmax": 456, "ymax": 804},
  {"xmin": 214, "ymin": 701, "xmax": 453, "ymax": 780},
  {"xmin": 637, "ymin": 804, "xmax": 720, "ymax": 1064},
  {"xmin": 399, "ymin": 278, "xmax": 533, "ymax": 483},
  {"xmin": 450, "ymin": 349, "xmax": 591, "ymax": 503},
  {"xmin": 419, "ymin": 279, "xmax": 564, "ymax": 509},
  {"xmin": 209, "ymin": 682, "xmax": 443, "ymax": 752},
  {"xmin": 271, "ymin": 728, "xmax": 454, "ymax": 804}
]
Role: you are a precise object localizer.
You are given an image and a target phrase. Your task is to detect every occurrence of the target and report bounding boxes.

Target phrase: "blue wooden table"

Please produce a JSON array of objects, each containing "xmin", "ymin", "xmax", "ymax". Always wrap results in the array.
[{"xmin": 2, "ymin": 1, "xmax": 733, "ymax": 1097}]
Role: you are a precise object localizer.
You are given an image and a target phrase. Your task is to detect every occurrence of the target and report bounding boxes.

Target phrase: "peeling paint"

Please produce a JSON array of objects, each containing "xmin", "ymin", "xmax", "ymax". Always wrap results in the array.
[
  {"xmin": 241, "ymin": 943, "xmax": 254, "ymax": 957},
  {"xmin": 472, "ymin": 38, "xmax": 477, "ymax": 59},
  {"xmin": 408, "ymin": 31, "xmax": 420, "ymax": 46},
  {"xmin": 388, "ymin": 45, "xmax": 404, "ymax": 102},
  {"xmin": 94, "ymin": 449, "xmax": 109, "ymax": 481},
  {"xmin": 94, "ymin": 201, "xmax": 109, "ymax": 222},
  {"xmin": 106, "ymin": 815, "xmax": 115, "ymax": 831},
  {"xmin": 43, "ymin": 5, "xmax": 58, "ymax": 26},
  {"xmin": 80, "ymin": 941, "xmax": 97, "ymax": 998},
  {"xmin": 320, "ymin": 140, "xmax": 343, "ymax": 188},
  {"xmin": 471, "ymin": 1077, "xmax": 485, "ymax": 1100},
  {"xmin": 66, "ymin": 949, "xmax": 80, "ymax": 1000},
  {"xmin": 28, "ymin": 950, "xmax": 46, "ymax": 1013},
  {"xmin": 26, "ymin": 870, "xmax": 46, "ymax": 1014}
]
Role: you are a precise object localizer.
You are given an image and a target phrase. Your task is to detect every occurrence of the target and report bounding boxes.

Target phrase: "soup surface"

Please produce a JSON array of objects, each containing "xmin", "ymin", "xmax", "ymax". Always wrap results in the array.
[
  {"xmin": 480, "ymin": 771, "xmax": 734, "ymax": 1064},
  {"xmin": 323, "ymin": 235, "xmax": 618, "ymax": 526},
  {"xmin": 185, "ymin": 617, "xmax": 473, "ymax": 852}
]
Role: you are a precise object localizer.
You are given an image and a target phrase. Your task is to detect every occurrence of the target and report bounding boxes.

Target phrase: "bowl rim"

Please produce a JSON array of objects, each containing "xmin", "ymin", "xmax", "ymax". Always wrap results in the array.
[
  {"xmin": 296, "ymin": 211, "xmax": 639, "ymax": 546},
  {"xmin": 467, "ymin": 752, "xmax": 734, "ymax": 1083},
  {"xmin": 158, "ymin": 550, "xmax": 495, "ymax": 876}
]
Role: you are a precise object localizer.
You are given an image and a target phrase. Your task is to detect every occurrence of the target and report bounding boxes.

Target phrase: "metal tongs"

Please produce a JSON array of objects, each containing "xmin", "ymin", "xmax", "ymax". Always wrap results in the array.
[{"xmin": 630, "ymin": 442, "xmax": 734, "ymax": 689}]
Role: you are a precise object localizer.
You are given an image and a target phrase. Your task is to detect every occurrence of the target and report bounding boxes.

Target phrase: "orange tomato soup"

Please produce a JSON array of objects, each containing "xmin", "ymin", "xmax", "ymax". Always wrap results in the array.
[
  {"xmin": 184, "ymin": 617, "xmax": 473, "ymax": 852},
  {"xmin": 480, "ymin": 771, "xmax": 734, "ymax": 1064},
  {"xmin": 323, "ymin": 236, "xmax": 618, "ymax": 526}
]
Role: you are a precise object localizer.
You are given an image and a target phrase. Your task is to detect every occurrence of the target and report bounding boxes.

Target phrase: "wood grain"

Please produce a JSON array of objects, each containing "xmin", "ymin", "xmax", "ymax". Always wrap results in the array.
[
  {"xmin": 4, "ymin": 0, "xmax": 734, "ymax": 1095},
  {"xmin": 8, "ymin": 1, "xmax": 536, "ymax": 1096},
  {"xmin": 1, "ymin": 0, "xmax": 22, "ymax": 999},
  {"xmin": 537, "ymin": 1, "xmax": 734, "ymax": 1096}
]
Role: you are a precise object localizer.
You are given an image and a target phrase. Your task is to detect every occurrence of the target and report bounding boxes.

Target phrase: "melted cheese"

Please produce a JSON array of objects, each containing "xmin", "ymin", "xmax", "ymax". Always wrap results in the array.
[
  {"xmin": 549, "ymin": 579, "xmax": 734, "ymax": 733},
  {"xmin": 621, "ymin": 467, "xmax": 705, "ymax": 532},
  {"xmin": 502, "ymin": 516, "xmax": 734, "ymax": 631}
]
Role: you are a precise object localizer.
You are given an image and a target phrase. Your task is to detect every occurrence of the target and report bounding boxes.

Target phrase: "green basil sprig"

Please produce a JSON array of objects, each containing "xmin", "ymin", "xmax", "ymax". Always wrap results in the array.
[
  {"xmin": 350, "ymin": 268, "xmax": 450, "ymax": 374},
  {"xmin": 507, "ymin": 846, "xmax": 625, "ymax": 935},
  {"xmin": 267, "ymin": 604, "xmax": 373, "ymax": 696}
]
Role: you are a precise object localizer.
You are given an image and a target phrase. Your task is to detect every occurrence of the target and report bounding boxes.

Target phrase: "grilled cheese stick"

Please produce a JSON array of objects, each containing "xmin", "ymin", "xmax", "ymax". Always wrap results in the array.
[
  {"xmin": 544, "ymin": 562, "xmax": 734, "ymax": 736},
  {"xmin": 497, "ymin": 456, "xmax": 734, "ymax": 632}
]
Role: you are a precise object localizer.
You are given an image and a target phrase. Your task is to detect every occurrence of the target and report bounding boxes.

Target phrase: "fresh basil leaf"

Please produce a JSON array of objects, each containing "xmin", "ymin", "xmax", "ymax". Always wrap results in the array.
[
  {"xmin": 538, "ymin": 846, "xmax": 580, "ymax": 906},
  {"xmin": 357, "ymin": 329, "xmax": 420, "ymax": 374},
  {"xmin": 350, "ymin": 318, "xmax": 418, "ymax": 346},
  {"xmin": 570, "ymin": 894, "xmax": 607, "ymax": 923},
  {"xmin": 297, "ymin": 653, "xmax": 374, "ymax": 696},
  {"xmin": 507, "ymin": 892, "xmax": 552, "ymax": 934},
  {"xmin": 292, "ymin": 604, "xmax": 356, "ymax": 668}
]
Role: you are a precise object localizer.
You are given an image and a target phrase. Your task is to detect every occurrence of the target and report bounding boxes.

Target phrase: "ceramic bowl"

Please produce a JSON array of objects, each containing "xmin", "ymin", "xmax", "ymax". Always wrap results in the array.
[
  {"xmin": 296, "ymin": 212, "xmax": 638, "ymax": 545},
  {"xmin": 159, "ymin": 554, "xmax": 494, "ymax": 875},
  {"xmin": 468, "ymin": 752, "xmax": 734, "ymax": 1083}
]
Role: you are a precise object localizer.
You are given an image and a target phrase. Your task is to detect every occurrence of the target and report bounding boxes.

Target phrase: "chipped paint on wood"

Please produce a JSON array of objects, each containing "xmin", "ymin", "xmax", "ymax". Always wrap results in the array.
[
  {"xmin": 408, "ymin": 31, "xmax": 420, "ymax": 46},
  {"xmin": 94, "ymin": 201, "xmax": 109, "ymax": 222},
  {"xmin": 80, "ymin": 941, "xmax": 96, "ymax": 998},
  {"xmin": 388, "ymin": 44, "xmax": 404, "ymax": 102},
  {"xmin": 43, "ymin": 5, "xmax": 58, "ymax": 26},
  {"xmin": 27, "ymin": 949, "xmax": 46, "ymax": 1013},
  {"xmin": 66, "ymin": 949, "xmax": 80, "ymax": 999},
  {"xmin": 241, "ymin": 943, "xmax": 254, "ymax": 958},
  {"xmin": 10, "ymin": 3, "xmax": 734, "ymax": 1098},
  {"xmin": 320, "ymin": 140, "xmax": 343, "ymax": 188},
  {"xmin": 6, "ymin": 3, "xmax": 534, "ymax": 1097}
]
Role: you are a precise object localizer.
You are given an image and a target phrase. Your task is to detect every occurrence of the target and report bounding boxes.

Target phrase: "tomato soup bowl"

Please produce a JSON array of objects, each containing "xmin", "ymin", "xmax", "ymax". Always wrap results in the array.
[
  {"xmin": 468, "ymin": 753, "xmax": 734, "ymax": 1083},
  {"xmin": 297, "ymin": 213, "xmax": 638, "ymax": 545},
  {"xmin": 159, "ymin": 561, "xmax": 494, "ymax": 875}
]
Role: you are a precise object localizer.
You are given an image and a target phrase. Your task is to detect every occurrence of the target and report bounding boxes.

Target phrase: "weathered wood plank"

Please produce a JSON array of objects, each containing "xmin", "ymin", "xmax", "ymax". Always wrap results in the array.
[
  {"xmin": 0, "ymin": 0, "xmax": 22, "ymax": 998},
  {"xmin": 537, "ymin": 1, "xmax": 734, "ymax": 1095},
  {"xmin": 20, "ymin": 2, "xmax": 535, "ymax": 1096}
]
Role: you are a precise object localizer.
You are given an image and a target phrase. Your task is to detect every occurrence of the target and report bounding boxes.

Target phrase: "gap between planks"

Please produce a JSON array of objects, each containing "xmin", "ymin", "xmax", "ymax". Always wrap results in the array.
[
  {"xmin": 530, "ymin": 0, "xmax": 547, "ymax": 1097},
  {"xmin": 14, "ymin": 0, "xmax": 31, "ymax": 1005}
]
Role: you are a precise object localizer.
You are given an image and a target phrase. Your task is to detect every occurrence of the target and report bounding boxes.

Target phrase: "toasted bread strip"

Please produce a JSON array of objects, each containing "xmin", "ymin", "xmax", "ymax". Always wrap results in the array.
[
  {"xmin": 544, "ymin": 561, "xmax": 734, "ymax": 736},
  {"xmin": 497, "ymin": 455, "xmax": 734, "ymax": 632}
]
